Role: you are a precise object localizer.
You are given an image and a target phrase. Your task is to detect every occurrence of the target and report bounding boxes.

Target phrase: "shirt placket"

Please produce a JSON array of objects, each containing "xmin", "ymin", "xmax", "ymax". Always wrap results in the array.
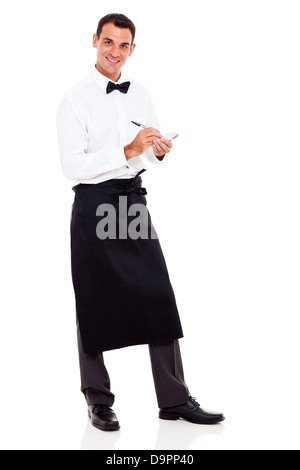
[
  {"xmin": 114, "ymin": 92, "xmax": 127, "ymax": 160},
  {"xmin": 114, "ymin": 90, "xmax": 136, "ymax": 174}
]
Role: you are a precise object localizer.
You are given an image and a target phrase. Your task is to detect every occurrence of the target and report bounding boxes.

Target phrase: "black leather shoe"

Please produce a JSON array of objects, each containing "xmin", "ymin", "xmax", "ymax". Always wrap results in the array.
[
  {"xmin": 88, "ymin": 404, "xmax": 120, "ymax": 432},
  {"xmin": 159, "ymin": 396, "xmax": 225, "ymax": 425}
]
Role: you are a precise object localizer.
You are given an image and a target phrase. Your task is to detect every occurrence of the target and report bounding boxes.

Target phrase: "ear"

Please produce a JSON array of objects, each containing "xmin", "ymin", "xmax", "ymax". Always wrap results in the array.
[
  {"xmin": 92, "ymin": 33, "xmax": 98, "ymax": 49},
  {"xmin": 129, "ymin": 43, "xmax": 136, "ymax": 57}
]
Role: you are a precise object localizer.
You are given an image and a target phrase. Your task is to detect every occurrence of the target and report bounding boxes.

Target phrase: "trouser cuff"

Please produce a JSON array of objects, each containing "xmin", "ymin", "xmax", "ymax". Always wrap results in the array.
[
  {"xmin": 83, "ymin": 388, "xmax": 115, "ymax": 407},
  {"xmin": 158, "ymin": 389, "xmax": 190, "ymax": 409}
]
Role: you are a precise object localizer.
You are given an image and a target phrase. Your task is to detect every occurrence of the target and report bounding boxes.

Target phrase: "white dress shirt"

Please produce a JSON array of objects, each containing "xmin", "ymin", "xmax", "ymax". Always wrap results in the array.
[{"xmin": 56, "ymin": 66, "xmax": 164, "ymax": 184}]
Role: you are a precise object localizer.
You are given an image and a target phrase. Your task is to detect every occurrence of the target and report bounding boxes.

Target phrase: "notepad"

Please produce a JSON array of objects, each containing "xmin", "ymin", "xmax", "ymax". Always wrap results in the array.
[{"xmin": 163, "ymin": 132, "xmax": 178, "ymax": 140}]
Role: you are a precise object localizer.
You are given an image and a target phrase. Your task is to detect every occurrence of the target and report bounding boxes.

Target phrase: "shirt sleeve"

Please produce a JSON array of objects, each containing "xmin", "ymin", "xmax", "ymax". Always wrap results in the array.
[
  {"xmin": 56, "ymin": 97, "xmax": 128, "ymax": 180},
  {"xmin": 143, "ymin": 91, "xmax": 168, "ymax": 165}
]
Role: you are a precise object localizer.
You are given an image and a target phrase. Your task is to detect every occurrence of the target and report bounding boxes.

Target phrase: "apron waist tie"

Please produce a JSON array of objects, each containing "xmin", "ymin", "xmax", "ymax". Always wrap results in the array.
[{"xmin": 122, "ymin": 169, "xmax": 148, "ymax": 200}]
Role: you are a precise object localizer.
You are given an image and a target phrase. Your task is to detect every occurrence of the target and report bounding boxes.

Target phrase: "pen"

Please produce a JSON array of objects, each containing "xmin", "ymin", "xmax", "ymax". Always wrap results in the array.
[{"xmin": 131, "ymin": 121, "xmax": 147, "ymax": 129}]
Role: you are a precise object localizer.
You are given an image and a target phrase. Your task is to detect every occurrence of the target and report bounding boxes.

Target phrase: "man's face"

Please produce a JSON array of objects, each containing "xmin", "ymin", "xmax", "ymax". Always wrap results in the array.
[{"xmin": 93, "ymin": 22, "xmax": 136, "ymax": 81}]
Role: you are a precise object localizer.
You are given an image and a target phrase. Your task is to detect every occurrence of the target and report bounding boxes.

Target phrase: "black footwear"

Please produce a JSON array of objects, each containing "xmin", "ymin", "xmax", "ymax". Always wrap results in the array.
[
  {"xmin": 159, "ymin": 396, "xmax": 225, "ymax": 425},
  {"xmin": 88, "ymin": 404, "xmax": 120, "ymax": 432}
]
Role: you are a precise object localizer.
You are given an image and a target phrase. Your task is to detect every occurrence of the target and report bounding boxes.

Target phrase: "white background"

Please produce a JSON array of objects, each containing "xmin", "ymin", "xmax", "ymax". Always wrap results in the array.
[{"xmin": 0, "ymin": 0, "xmax": 299, "ymax": 450}]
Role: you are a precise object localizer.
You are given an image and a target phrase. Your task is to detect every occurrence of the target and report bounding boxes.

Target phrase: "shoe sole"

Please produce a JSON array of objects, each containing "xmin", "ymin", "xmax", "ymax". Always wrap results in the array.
[
  {"xmin": 159, "ymin": 412, "xmax": 225, "ymax": 425},
  {"xmin": 88, "ymin": 410, "xmax": 120, "ymax": 432}
]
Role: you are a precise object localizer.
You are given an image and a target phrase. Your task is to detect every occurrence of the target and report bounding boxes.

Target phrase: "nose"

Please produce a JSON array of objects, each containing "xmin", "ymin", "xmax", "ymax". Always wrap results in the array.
[{"xmin": 110, "ymin": 46, "xmax": 119, "ymax": 58}]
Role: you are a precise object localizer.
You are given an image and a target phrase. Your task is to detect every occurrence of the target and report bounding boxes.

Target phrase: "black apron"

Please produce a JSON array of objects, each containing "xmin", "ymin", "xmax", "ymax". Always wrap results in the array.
[{"xmin": 70, "ymin": 169, "xmax": 183, "ymax": 354}]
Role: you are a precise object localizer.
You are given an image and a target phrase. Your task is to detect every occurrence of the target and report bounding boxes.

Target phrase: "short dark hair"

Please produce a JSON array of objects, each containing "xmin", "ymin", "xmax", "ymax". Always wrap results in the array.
[{"xmin": 96, "ymin": 13, "xmax": 136, "ymax": 43}]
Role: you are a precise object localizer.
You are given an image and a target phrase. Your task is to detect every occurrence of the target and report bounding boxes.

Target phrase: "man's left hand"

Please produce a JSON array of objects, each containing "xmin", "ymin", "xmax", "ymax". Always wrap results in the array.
[{"xmin": 153, "ymin": 135, "xmax": 178, "ymax": 158}]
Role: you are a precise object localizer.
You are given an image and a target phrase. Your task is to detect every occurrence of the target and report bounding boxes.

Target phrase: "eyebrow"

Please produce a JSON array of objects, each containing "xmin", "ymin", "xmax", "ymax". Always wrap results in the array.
[{"xmin": 103, "ymin": 37, "xmax": 131, "ymax": 46}]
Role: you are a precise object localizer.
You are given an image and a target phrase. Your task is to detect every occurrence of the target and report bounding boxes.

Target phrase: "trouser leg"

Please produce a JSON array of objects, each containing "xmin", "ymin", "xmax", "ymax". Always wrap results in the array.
[
  {"xmin": 77, "ymin": 318, "xmax": 188, "ymax": 409},
  {"xmin": 77, "ymin": 320, "xmax": 115, "ymax": 407},
  {"xmin": 149, "ymin": 340, "xmax": 190, "ymax": 409}
]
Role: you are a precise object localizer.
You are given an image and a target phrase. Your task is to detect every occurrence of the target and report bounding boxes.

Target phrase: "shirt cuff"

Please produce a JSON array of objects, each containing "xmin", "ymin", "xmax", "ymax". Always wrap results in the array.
[
  {"xmin": 110, "ymin": 148, "xmax": 128, "ymax": 168},
  {"xmin": 144, "ymin": 146, "xmax": 167, "ymax": 165}
]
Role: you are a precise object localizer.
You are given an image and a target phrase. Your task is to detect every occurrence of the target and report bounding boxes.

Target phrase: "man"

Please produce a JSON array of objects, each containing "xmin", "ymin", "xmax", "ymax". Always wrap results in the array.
[{"xmin": 57, "ymin": 13, "xmax": 224, "ymax": 432}]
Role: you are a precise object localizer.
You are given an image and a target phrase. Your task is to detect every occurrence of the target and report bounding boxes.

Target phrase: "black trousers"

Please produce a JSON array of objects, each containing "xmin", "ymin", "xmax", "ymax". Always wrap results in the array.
[{"xmin": 77, "ymin": 321, "xmax": 190, "ymax": 409}]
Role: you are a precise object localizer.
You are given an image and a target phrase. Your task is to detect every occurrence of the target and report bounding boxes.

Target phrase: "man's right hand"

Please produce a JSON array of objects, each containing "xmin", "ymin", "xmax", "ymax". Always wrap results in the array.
[{"xmin": 124, "ymin": 127, "xmax": 162, "ymax": 160}]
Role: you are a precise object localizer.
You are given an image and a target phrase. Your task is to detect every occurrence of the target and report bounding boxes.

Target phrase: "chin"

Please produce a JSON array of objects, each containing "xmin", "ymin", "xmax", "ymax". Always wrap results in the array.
[{"xmin": 103, "ymin": 63, "xmax": 121, "ymax": 72}]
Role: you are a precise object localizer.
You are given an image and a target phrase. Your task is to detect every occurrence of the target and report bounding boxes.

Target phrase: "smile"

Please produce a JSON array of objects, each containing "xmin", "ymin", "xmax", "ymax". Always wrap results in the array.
[{"xmin": 106, "ymin": 57, "xmax": 120, "ymax": 64}]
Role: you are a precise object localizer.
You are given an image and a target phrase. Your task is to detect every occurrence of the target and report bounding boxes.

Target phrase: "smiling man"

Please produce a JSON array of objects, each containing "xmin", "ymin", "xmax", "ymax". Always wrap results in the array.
[
  {"xmin": 94, "ymin": 23, "xmax": 134, "ymax": 78},
  {"xmin": 57, "ymin": 13, "xmax": 224, "ymax": 432}
]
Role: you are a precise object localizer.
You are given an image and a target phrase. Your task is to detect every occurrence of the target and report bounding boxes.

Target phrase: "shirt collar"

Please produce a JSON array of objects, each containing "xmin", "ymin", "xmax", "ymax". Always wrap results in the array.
[{"xmin": 92, "ymin": 65, "xmax": 129, "ymax": 92}]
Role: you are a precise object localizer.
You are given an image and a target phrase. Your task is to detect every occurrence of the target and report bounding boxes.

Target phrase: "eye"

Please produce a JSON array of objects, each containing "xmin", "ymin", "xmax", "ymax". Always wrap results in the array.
[
  {"xmin": 105, "ymin": 40, "xmax": 112, "ymax": 45},
  {"xmin": 121, "ymin": 44, "xmax": 129, "ymax": 49}
]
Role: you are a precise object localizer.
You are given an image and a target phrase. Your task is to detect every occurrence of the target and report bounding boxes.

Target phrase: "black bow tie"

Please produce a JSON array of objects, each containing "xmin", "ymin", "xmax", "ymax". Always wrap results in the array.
[{"xmin": 106, "ymin": 81, "xmax": 131, "ymax": 94}]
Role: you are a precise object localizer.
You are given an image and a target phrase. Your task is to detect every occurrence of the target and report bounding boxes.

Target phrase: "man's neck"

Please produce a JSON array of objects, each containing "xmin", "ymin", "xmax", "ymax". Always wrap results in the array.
[{"xmin": 95, "ymin": 63, "xmax": 121, "ymax": 82}]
